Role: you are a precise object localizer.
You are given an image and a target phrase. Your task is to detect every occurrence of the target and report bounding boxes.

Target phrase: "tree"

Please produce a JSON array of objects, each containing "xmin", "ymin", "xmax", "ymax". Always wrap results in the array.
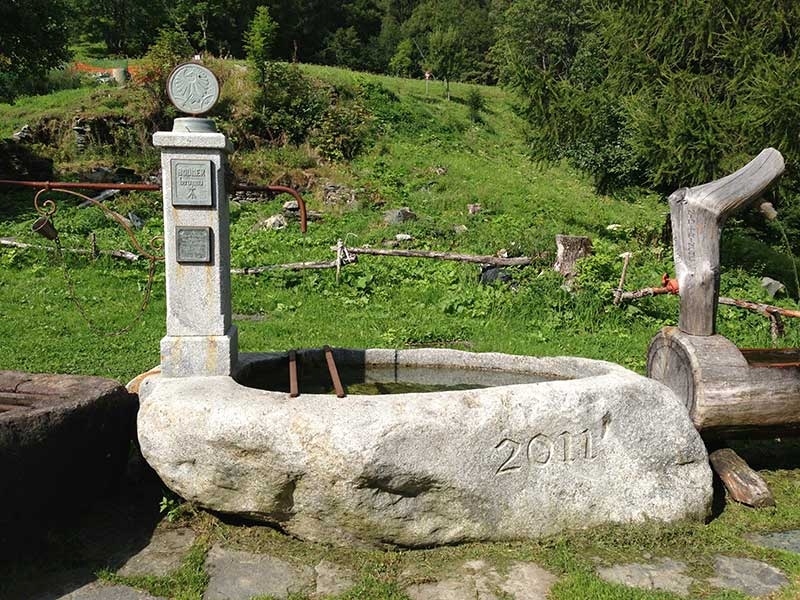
[
  {"xmin": 403, "ymin": 0, "xmax": 493, "ymax": 84},
  {"xmin": 389, "ymin": 38, "xmax": 415, "ymax": 77},
  {"xmin": 0, "ymin": 0, "xmax": 71, "ymax": 102},
  {"xmin": 426, "ymin": 27, "xmax": 463, "ymax": 99},
  {"xmin": 244, "ymin": 5, "xmax": 278, "ymax": 80},
  {"xmin": 168, "ymin": 0, "xmax": 261, "ymax": 57},
  {"xmin": 491, "ymin": 0, "xmax": 800, "ymax": 200},
  {"xmin": 68, "ymin": 0, "xmax": 170, "ymax": 56}
]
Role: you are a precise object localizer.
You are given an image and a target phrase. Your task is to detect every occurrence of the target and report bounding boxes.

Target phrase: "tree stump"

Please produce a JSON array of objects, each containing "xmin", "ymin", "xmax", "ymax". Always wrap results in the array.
[{"xmin": 553, "ymin": 235, "xmax": 592, "ymax": 282}]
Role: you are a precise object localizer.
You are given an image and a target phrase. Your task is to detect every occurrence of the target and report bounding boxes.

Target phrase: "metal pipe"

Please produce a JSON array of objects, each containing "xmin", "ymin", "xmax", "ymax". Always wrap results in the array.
[
  {"xmin": 0, "ymin": 179, "xmax": 308, "ymax": 233},
  {"xmin": 323, "ymin": 345, "xmax": 346, "ymax": 398},
  {"xmin": 288, "ymin": 350, "xmax": 299, "ymax": 398}
]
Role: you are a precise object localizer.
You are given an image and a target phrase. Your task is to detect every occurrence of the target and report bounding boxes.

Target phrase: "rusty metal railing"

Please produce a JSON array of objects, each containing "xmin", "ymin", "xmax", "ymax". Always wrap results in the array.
[{"xmin": 0, "ymin": 179, "xmax": 308, "ymax": 233}]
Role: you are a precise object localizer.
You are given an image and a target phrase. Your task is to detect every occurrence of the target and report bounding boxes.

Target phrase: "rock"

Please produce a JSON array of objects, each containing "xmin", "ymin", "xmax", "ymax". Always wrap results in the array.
[
  {"xmin": 203, "ymin": 546, "xmax": 314, "ymax": 600},
  {"xmin": 384, "ymin": 207, "xmax": 417, "ymax": 224},
  {"xmin": 708, "ymin": 556, "xmax": 789, "ymax": 597},
  {"xmin": 313, "ymin": 560, "xmax": 355, "ymax": 598},
  {"xmin": 12, "ymin": 124, "xmax": 32, "ymax": 142},
  {"xmin": 0, "ymin": 371, "xmax": 137, "ymax": 537},
  {"xmin": 117, "ymin": 527, "xmax": 197, "ymax": 577},
  {"xmin": 761, "ymin": 277, "xmax": 785, "ymax": 298},
  {"xmin": 323, "ymin": 183, "xmax": 357, "ymax": 205},
  {"xmin": 283, "ymin": 200, "xmax": 299, "ymax": 211},
  {"xmin": 406, "ymin": 560, "xmax": 556, "ymax": 600},
  {"xmin": 87, "ymin": 167, "xmax": 117, "ymax": 183},
  {"xmin": 58, "ymin": 582, "xmax": 167, "ymax": 600},
  {"xmin": 597, "ymin": 558, "xmax": 694, "ymax": 597},
  {"xmin": 128, "ymin": 212, "xmax": 144, "ymax": 230},
  {"xmin": 747, "ymin": 530, "xmax": 800, "ymax": 554},
  {"xmin": 252, "ymin": 214, "xmax": 287, "ymax": 231},
  {"xmin": 0, "ymin": 139, "xmax": 54, "ymax": 180},
  {"xmin": 138, "ymin": 349, "xmax": 712, "ymax": 548},
  {"xmin": 396, "ymin": 233, "xmax": 413, "ymax": 241},
  {"xmin": 479, "ymin": 266, "xmax": 511, "ymax": 285}
]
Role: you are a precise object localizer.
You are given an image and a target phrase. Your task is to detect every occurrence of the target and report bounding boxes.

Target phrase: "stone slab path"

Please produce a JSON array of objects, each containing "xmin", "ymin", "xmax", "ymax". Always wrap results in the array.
[
  {"xmin": 405, "ymin": 559, "xmax": 558, "ymax": 600},
  {"xmin": 597, "ymin": 558, "xmax": 694, "ymax": 596},
  {"xmin": 597, "ymin": 554, "xmax": 790, "ymax": 598},
  {"xmin": 58, "ymin": 582, "xmax": 167, "ymax": 600},
  {"xmin": 117, "ymin": 527, "xmax": 197, "ymax": 577},
  {"xmin": 747, "ymin": 529, "xmax": 800, "ymax": 554}
]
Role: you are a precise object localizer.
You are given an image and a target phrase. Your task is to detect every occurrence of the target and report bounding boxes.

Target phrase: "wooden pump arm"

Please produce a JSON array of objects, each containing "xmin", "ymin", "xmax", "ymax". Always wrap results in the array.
[{"xmin": 670, "ymin": 148, "xmax": 785, "ymax": 335}]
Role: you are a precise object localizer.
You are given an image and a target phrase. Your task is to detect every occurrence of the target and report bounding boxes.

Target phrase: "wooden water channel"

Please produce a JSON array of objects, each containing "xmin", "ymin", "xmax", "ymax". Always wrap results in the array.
[{"xmin": 646, "ymin": 148, "xmax": 797, "ymax": 506}]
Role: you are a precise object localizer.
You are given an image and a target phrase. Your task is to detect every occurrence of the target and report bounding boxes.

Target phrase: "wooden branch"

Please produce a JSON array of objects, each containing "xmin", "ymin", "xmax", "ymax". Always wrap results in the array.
[
  {"xmin": 709, "ymin": 448, "xmax": 775, "ymax": 508},
  {"xmin": 343, "ymin": 246, "xmax": 534, "ymax": 266},
  {"xmin": 232, "ymin": 258, "xmax": 354, "ymax": 274},
  {"xmin": 0, "ymin": 237, "xmax": 140, "ymax": 261},
  {"xmin": 718, "ymin": 296, "xmax": 800, "ymax": 319},
  {"xmin": 619, "ymin": 286, "xmax": 800, "ymax": 327},
  {"xmin": 78, "ymin": 188, "xmax": 121, "ymax": 208},
  {"xmin": 670, "ymin": 148, "xmax": 785, "ymax": 335},
  {"xmin": 613, "ymin": 252, "xmax": 632, "ymax": 305}
]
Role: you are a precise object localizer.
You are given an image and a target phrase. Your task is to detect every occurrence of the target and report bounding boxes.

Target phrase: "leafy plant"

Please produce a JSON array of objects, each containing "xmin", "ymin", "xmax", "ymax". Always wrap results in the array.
[{"xmin": 137, "ymin": 28, "xmax": 194, "ymax": 122}]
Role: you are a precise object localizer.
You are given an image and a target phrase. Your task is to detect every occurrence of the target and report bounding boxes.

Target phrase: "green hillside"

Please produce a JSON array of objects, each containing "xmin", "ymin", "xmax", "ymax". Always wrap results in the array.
[{"xmin": 1, "ymin": 63, "xmax": 797, "ymax": 381}]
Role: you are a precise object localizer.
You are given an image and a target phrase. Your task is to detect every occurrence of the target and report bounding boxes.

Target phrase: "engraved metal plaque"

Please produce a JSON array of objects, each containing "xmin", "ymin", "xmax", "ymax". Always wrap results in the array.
[
  {"xmin": 171, "ymin": 159, "xmax": 213, "ymax": 206},
  {"xmin": 176, "ymin": 226, "xmax": 212, "ymax": 263},
  {"xmin": 166, "ymin": 63, "xmax": 220, "ymax": 115}
]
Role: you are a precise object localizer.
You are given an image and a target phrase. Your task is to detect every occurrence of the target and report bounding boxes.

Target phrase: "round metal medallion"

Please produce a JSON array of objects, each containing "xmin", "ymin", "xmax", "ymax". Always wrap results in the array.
[{"xmin": 166, "ymin": 63, "xmax": 220, "ymax": 116}]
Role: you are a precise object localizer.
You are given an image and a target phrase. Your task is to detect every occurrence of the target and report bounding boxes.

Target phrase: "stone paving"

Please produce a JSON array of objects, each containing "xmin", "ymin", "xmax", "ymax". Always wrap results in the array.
[
  {"xmin": 597, "ymin": 554, "xmax": 790, "ymax": 599},
  {"xmin": 4, "ymin": 495, "xmax": 797, "ymax": 600},
  {"xmin": 49, "ymin": 527, "xmax": 793, "ymax": 600}
]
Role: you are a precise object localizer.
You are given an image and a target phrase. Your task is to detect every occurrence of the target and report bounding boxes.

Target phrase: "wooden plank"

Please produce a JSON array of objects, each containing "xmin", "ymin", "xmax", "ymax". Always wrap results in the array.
[{"xmin": 709, "ymin": 448, "xmax": 775, "ymax": 508}]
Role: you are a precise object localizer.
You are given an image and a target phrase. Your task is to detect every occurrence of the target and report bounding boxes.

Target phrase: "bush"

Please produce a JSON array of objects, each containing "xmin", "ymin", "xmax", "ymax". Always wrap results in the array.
[
  {"xmin": 137, "ymin": 28, "xmax": 194, "ymax": 121},
  {"xmin": 247, "ymin": 62, "xmax": 330, "ymax": 146},
  {"xmin": 466, "ymin": 87, "xmax": 486, "ymax": 122},
  {"xmin": 312, "ymin": 100, "xmax": 374, "ymax": 161}
]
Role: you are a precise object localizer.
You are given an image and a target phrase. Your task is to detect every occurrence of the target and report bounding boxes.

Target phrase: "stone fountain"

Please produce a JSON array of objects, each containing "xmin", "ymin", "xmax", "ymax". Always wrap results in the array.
[{"xmin": 137, "ymin": 63, "xmax": 712, "ymax": 548}]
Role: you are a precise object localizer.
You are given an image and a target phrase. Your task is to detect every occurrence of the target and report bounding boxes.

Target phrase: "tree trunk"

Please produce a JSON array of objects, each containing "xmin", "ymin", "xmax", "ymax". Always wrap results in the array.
[
  {"xmin": 669, "ymin": 148, "xmax": 784, "ymax": 335},
  {"xmin": 553, "ymin": 235, "xmax": 592, "ymax": 281}
]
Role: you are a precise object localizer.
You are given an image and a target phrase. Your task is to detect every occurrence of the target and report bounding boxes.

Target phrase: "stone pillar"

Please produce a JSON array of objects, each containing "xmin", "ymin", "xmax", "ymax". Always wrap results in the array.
[{"xmin": 153, "ymin": 118, "xmax": 237, "ymax": 377}]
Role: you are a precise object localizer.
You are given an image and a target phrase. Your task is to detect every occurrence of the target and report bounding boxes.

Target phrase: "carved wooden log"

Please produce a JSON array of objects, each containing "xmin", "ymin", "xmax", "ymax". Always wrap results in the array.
[
  {"xmin": 553, "ymin": 235, "xmax": 593, "ymax": 280},
  {"xmin": 709, "ymin": 448, "xmax": 775, "ymax": 508},
  {"xmin": 670, "ymin": 148, "xmax": 784, "ymax": 335},
  {"xmin": 648, "ymin": 327, "xmax": 800, "ymax": 438}
]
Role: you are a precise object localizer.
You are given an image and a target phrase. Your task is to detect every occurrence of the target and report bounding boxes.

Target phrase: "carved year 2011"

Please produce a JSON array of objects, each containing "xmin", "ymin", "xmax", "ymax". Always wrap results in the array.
[{"xmin": 494, "ymin": 428, "xmax": 599, "ymax": 475}]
